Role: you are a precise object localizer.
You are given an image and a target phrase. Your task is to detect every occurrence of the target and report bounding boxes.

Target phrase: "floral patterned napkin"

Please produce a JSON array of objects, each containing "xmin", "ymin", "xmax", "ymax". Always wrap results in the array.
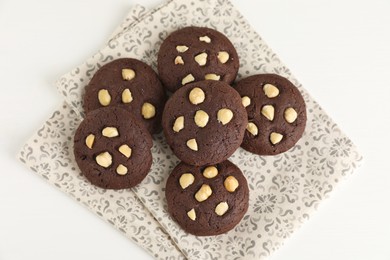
[{"xmin": 20, "ymin": 0, "xmax": 363, "ymax": 259}]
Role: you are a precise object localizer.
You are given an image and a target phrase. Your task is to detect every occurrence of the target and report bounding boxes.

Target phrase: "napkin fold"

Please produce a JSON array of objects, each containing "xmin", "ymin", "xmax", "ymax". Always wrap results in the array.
[{"xmin": 20, "ymin": 0, "xmax": 363, "ymax": 259}]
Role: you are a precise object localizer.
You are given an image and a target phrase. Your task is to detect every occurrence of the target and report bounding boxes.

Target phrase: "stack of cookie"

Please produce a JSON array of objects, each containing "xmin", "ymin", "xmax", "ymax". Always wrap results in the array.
[
  {"xmin": 73, "ymin": 58, "xmax": 166, "ymax": 189},
  {"xmin": 73, "ymin": 26, "xmax": 307, "ymax": 236},
  {"xmin": 158, "ymin": 27, "xmax": 306, "ymax": 236}
]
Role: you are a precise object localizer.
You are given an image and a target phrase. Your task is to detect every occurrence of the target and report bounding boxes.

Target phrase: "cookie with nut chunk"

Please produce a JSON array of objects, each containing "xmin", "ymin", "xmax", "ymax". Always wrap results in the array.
[
  {"xmin": 165, "ymin": 160, "xmax": 249, "ymax": 236},
  {"xmin": 157, "ymin": 26, "xmax": 239, "ymax": 92},
  {"xmin": 83, "ymin": 58, "xmax": 166, "ymax": 134},
  {"xmin": 162, "ymin": 80, "xmax": 248, "ymax": 166},
  {"xmin": 73, "ymin": 107, "xmax": 153, "ymax": 189},
  {"xmin": 235, "ymin": 74, "xmax": 307, "ymax": 155}
]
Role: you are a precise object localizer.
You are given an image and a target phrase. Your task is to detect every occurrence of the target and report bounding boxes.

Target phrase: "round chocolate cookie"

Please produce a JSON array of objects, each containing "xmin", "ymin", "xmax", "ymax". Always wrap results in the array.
[
  {"xmin": 73, "ymin": 107, "xmax": 153, "ymax": 189},
  {"xmin": 157, "ymin": 26, "xmax": 239, "ymax": 93},
  {"xmin": 235, "ymin": 74, "xmax": 307, "ymax": 155},
  {"xmin": 162, "ymin": 80, "xmax": 248, "ymax": 166},
  {"xmin": 83, "ymin": 58, "xmax": 166, "ymax": 134},
  {"xmin": 166, "ymin": 160, "xmax": 249, "ymax": 236}
]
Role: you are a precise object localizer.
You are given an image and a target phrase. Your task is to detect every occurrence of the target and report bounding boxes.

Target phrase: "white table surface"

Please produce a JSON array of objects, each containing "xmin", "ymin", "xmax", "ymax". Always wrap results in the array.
[{"xmin": 1, "ymin": 0, "xmax": 389, "ymax": 259}]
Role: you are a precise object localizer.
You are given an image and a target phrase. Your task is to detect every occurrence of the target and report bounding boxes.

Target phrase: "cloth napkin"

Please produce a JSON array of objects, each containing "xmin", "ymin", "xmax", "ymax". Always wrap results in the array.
[{"xmin": 19, "ymin": 0, "xmax": 363, "ymax": 259}]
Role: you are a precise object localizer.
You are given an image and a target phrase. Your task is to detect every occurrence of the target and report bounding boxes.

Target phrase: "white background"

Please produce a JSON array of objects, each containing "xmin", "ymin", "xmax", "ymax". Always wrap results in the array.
[{"xmin": 1, "ymin": 0, "xmax": 389, "ymax": 259}]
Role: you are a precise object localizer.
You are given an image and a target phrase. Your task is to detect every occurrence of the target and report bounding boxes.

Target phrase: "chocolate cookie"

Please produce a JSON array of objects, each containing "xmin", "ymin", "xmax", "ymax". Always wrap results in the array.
[
  {"xmin": 83, "ymin": 58, "xmax": 166, "ymax": 134},
  {"xmin": 157, "ymin": 26, "xmax": 239, "ymax": 93},
  {"xmin": 165, "ymin": 160, "xmax": 249, "ymax": 236},
  {"xmin": 235, "ymin": 74, "xmax": 307, "ymax": 155},
  {"xmin": 73, "ymin": 107, "xmax": 153, "ymax": 189},
  {"xmin": 162, "ymin": 80, "xmax": 248, "ymax": 166}
]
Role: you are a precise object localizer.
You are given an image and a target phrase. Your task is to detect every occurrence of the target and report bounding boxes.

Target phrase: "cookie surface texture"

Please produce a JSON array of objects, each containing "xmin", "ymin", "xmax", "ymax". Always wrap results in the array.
[
  {"xmin": 235, "ymin": 74, "xmax": 307, "ymax": 155},
  {"xmin": 74, "ymin": 107, "xmax": 153, "ymax": 189},
  {"xmin": 165, "ymin": 160, "xmax": 249, "ymax": 236},
  {"xmin": 157, "ymin": 26, "xmax": 239, "ymax": 92},
  {"xmin": 83, "ymin": 58, "xmax": 166, "ymax": 134},
  {"xmin": 162, "ymin": 80, "xmax": 248, "ymax": 166}
]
